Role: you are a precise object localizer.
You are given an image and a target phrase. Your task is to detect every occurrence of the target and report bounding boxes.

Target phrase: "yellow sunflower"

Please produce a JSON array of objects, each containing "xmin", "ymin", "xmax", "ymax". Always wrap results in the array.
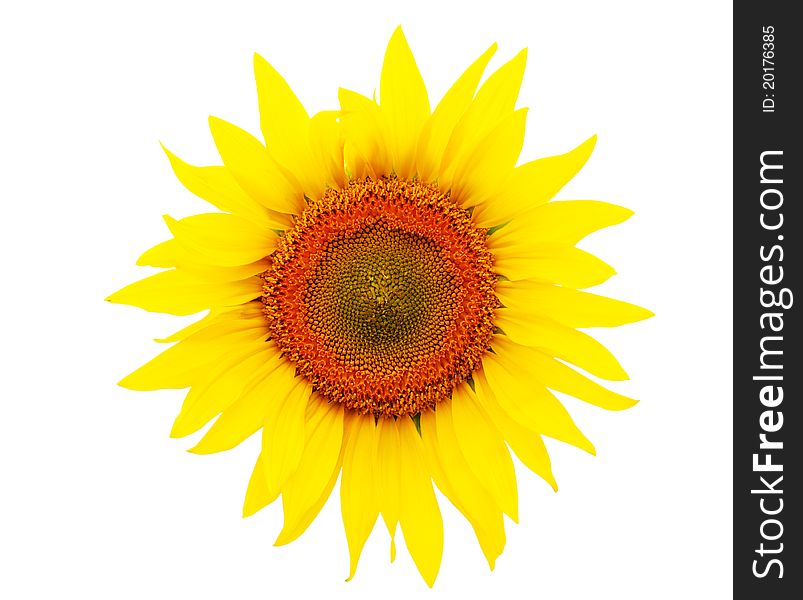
[{"xmin": 108, "ymin": 26, "xmax": 652, "ymax": 586}]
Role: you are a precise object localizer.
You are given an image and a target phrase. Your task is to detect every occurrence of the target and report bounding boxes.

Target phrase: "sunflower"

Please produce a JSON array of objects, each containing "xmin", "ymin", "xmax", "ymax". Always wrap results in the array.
[{"xmin": 108, "ymin": 27, "xmax": 652, "ymax": 586}]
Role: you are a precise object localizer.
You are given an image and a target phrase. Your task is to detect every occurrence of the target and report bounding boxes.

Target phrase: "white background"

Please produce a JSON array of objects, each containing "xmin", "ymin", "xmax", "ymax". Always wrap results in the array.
[{"xmin": 0, "ymin": 1, "xmax": 732, "ymax": 598}]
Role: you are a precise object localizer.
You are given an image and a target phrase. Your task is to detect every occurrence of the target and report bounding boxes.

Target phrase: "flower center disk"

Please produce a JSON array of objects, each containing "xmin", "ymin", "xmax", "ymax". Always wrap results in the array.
[{"xmin": 262, "ymin": 178, "xmax": 497, "ymax": 417}]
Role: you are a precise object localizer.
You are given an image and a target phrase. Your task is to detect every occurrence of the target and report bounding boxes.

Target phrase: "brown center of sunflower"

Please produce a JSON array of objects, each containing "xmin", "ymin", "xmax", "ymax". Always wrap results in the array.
[{"xmin": 261, "ymin": 178, "xmax": 497, "ymax": 417}]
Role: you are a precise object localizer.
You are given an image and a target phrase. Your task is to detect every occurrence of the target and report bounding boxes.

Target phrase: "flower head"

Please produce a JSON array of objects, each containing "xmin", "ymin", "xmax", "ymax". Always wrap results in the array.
[{"xmin": 109, "ymin": 26, "xmax": 652, "ymax": 586}]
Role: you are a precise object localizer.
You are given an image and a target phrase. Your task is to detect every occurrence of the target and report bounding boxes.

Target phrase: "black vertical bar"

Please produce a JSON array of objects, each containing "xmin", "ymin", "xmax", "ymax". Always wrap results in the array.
[{"xmin": 734, "ymin": 3, "xmax": 799, "ymax": 597}]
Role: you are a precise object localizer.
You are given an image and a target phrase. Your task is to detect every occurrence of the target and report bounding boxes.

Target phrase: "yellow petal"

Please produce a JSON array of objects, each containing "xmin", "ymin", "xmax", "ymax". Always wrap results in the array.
[
  {"xmin": 496, "ymin": 280, "xmax": 654, "ymax": 328},
  {"xmin": 472, "ymin": 380, "xmax": 557, "ymax": 490},
  {"xmin": 471, "ymin": 48, "xmax": 527, "ymax": 112},
  {"xmin": 160, "ymin": 144, "xmax": 285, "ymax": 228},
  {"xmin": 137, "ymin": 238, "xmax": 270, "ymax": 282},
  {"xmin": 519, "ymin": 350, "xmax": 638, "ymax": 411},
  {"xmin": 163, "ymin": 213, "xmax": 276, "ymax": 267},
  {"xmin": 277, "ymin": 458, "xmax": 341, "ymax": 546},
  {"xmin": 471, "ymin": 136, "xmax": 597, "ymax": 228},
  {"xmin": 397, "ymin": 416, "xmax": 443, "ymax": 587},
  {"xmin": 440, "ymin": 49, "xmax": 527, "ymax": 179},
  {"xmin": 243, "ymin": 453, "xmax": 279, "ymax": 517},
  {"xmin": 450, "ymin": 108, "xmax": 527, "ymax": 207},
  {"xmin": 136, "ymin": 238, "xmax": 196, "ymax": 269},
  {"xmin": 119, "ymin": 306, "xmax": 266, "ymax": 389},
  {"xmin": 339, "ymin": 88, "xmax": 391, "ymax": 178},
  {"xmin": 261, "ymin": 375, "xmax": 311, "ymax": 495},
  {"xmin": 254, "ymin": 53, "xmax": 307, "ymax": 130},
  {"xmin": 374, "ymin": 416, "xmax": 401, "ymax": 562},
  {"xmin": 485, "ymin": 199, "xmax": 632, "ymax": 245},
  {"xmin": 494, "ymin": 314, "xmax": 629, "ymax": 380},
  {"xmin": 253, "ymin": 54, "xmax": 327, "ymax": 197},
  {"xmin": 170, "ymin": 343, "xmax": 277, "ymax": 437},
  {"xmin": 188, "ymin": 352, "xmax": 286, "ymax": 454},
  {"xmin": 155, "ymin": 302, "xmax": 266, "ymax": 344},
  {"xmin": 380, "ymin": 26, "xmax": 430, "ymax": 179},
  {"xmin": 340, "ymin": 412, "xmax": 379, "ymax": 581},
  {"xmin": 254, "ymin": 53, "xmax": 308, "ymax": 153},
  {"xmin": 106, "ymin": 269, "xmax": 262, "ymax": 316},
  {"xmin": 478, "ymin": 351, "xmax": 595, "ymax": 454},
  {"xmin": 182, "ymin": 260, "xmax": 270, "ymax": 283},
  {"xmin": 309, "ymin": 110, "xmax": 346, "ymax": 189},
  {"xmin": 154, "ymin": 310, "xmax": 223, "ymax": 344},
  {"xmin": 118, "ymin": 328, "xmax": 265, "ymax": 391},
  {"xmin": 492, "ymin": 244, "xmax": 616, "ymax": 287},
  {"xmin": 275, "ymin": 396, "xmax": 345, "ymax": 546},
  {"xmin": 420, "ymin": 408, "xmax": 505, "ymax": 569},
  {"xmin": 416, "ymin": 44, "xmax": 497, "ymax": 181},
  {"xmin": 208, "ymin": 116, "xmax": 302, "ymax": 215},
  {"xmin": 447, "ymin": 384, "xmax": 518, "ymax": 521}
]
